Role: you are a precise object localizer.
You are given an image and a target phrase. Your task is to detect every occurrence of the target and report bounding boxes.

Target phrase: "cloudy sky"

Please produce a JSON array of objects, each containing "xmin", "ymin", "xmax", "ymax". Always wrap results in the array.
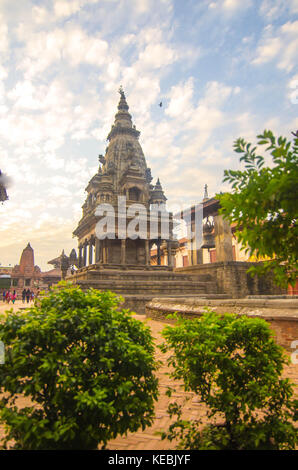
[{"xmin": 0, "ymin": 0, "xmax": 297, "ymax": 270}]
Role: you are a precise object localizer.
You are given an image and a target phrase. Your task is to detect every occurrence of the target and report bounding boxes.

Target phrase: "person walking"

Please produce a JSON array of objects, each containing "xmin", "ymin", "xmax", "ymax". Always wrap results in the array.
[
  {"xmin": 22, "ymin": 288, "xmax": 26, "ymax": 303},
  {"xmin": 5, "ymin": 290, "xmax": 11, "ymax": 303},
  {"xmin": 31, "ymin": 291, "xmax": 35, "ymax": 303},
  {"xmin": 11, "ymin": 290, "xmax": 16, "ymax": 304},
  {"xmin": 26, "ymin": 289, "xmax": 30, "ymax": 303},
  {"xmin": 2, "ymin": 290, "xmax": 6, "ymax": 302}
]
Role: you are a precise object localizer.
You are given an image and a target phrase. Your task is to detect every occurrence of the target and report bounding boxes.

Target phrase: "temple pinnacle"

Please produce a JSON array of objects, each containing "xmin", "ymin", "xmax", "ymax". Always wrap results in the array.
[{"xmin": 119, "ymin": 85, "xmax": 125, "ymax": 98}]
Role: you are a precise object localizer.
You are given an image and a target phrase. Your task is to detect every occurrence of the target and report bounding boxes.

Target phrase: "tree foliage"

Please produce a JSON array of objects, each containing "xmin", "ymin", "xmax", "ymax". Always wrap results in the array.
[
  {"xmin": 160, "ymin": 311, "xmax": 297, "ymax": 450},
  {"xmin": 0, "ymin": 283, "xmax": 158, "ymax": 450},
  {"xmin": 217, "ymin": 130, "xmax": 298, "ymax": 287}
]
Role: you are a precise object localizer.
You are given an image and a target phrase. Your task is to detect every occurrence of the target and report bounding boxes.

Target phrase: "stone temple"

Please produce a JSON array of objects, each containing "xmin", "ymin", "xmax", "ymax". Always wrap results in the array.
[{"xmin": 69, "ymin": 88, "xmax": 219, "ymax": 312}]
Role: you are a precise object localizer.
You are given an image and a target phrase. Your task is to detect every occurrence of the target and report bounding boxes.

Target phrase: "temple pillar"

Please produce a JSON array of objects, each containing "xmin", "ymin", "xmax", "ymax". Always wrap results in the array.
[
  {"xmin": 161, "ymin": 241, "xmax": 168, "ymax": 266},
  {"xmin": 78, "ymin": 245, "xmax": 83, "ymax": 268},
  {"xmin": 145, "ymin": 239, "xmax": 150, "ymax": 266},
  {"xmin": 95, "ymin": 238, "xmax": 101, "ymax": 263},
  {"xmin": 103, "ymin": 239, "xmax": 108, "ymax": 264},
  {"xmin": 213, "ymin": 214, "xmax": 233, "ymax": 262},
  {"xmin": 167, "ymin": 241, "xmax": 172, "ymax": 267},
  {"xmin": 196, "ymin": 248, "xmax": 204, "ymax": 265},
  {"xmin": 83, "ymin": 242, "xmax": 87, "ymax": 266},
  {"xmin": 121, "ymin": 239, "xmax": 126, "ymax": 265},
  {"xmin": 89, "ymin": 238, "xmax": 93, "ymax": 265},
  {"xmin": 157, "ymin": 239, "xmax": 161, "ymax": 266}
]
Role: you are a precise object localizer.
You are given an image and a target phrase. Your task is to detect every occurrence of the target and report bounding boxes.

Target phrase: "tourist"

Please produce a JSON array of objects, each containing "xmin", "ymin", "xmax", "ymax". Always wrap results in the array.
[
  {"xmin": 5, "ymin": 290, "xmax": 11, "ymax": 303},
  {"xmin": 22, "ymin": 288, "xmax": 26, "ymax": 303},
  {"xmin": 2, "ymin": 290, "xmax": 6, "ymax": 302},
  {"xmin": 11, "ymin": 290, "xmax": 16, "ymax": 304},
  {"xmin": 26, "ymin": 289, "xmax": 31, "ymax": 303},
  {"xmin": 31, "ymin": 291, "xmax": 35, "ymax": 302}
]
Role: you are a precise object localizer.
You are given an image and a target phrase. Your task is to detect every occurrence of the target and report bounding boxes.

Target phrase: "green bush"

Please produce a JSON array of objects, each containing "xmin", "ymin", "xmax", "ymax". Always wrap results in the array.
[
  {"xmin": 160, "ymin": 310, "xmax": 297, "ymax": 450},
  {"xmin": 0, "ymin": 282, "xmax": 158, "ymax": 449}
]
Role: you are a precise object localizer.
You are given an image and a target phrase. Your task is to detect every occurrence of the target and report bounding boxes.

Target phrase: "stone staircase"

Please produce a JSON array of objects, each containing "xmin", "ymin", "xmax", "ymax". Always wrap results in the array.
[{"xmin": 68, "ymin": 264, "xmax": 225, "ymax": 313}]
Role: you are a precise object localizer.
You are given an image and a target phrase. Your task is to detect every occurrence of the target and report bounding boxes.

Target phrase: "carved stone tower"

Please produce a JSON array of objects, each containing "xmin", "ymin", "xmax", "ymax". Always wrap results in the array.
[{"xmin": 73, "ymin": 88, "xmax": 174, "ymax": 268}]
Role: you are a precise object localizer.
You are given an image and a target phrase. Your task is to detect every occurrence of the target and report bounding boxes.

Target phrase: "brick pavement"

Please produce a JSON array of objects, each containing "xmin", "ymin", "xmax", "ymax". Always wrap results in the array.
[
  {"xmin": 0, "ymin": 306, "xmax": 297, "ymax": 450},
  {"xmin": 107, "ymin": 314, "xmax": 298, "ymax": 450}
]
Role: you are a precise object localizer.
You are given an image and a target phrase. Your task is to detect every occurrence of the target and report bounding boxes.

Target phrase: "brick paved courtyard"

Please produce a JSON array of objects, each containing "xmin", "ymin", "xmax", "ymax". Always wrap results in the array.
[{"xmin": 0, "ymin": 301, "xmax": 297, "ymax": 450}]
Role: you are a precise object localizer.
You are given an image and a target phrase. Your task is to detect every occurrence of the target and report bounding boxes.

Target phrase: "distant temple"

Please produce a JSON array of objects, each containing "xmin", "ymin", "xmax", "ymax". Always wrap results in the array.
[
  {"xmin": 0, "ymin": 243, "xmax": 62, "ymax": 294},
  {"xmin": 48, "ymin": 248, "xmax": 78, "ymax": 269}
]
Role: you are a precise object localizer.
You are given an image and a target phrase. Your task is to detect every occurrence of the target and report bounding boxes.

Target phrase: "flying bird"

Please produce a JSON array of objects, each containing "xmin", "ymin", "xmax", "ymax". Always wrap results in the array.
[{"xmin": 159, "ymin": 102, "xmax": 162, "ymax": 107}]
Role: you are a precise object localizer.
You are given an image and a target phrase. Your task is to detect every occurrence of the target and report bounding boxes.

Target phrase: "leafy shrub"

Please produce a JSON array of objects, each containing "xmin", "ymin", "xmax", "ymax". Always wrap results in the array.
[
  {"xmin": 0, "ymin": 282, "xmax": 158, "ymax": 449},
  {"xmin": 160, "ymin": 310, "xmax": 297, "ymax": 450},
  {"xmin": 218, "ymin": 129, "xmax": 298, "ymax": 288}
]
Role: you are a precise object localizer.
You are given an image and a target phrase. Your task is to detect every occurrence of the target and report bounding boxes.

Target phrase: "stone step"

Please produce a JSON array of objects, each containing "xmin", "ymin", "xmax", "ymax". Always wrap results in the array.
[
  {"xmin": 76, "ymin": 278, "xmax": 214, "ymax": 287},
  {"xmin": 75, "ymin": 281, "xmax": 214, "ymax": 296},
  {"xmin": 76, "ymin": 279, "xmax": 215, "ymax": 288},
  {"xmin": 73, "ymin": 269, "xmax": 214, "ymax": 283}
]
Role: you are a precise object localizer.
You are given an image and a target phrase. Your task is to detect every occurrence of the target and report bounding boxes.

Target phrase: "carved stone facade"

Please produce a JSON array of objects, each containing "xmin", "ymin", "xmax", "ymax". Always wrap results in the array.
[
  {"xmin": 73, "ymin": 88, "xmax": 176, "ymax": 269},
  {"xmin": 69, "ymin": 89, "xmax": 219, "ymax": 313}
]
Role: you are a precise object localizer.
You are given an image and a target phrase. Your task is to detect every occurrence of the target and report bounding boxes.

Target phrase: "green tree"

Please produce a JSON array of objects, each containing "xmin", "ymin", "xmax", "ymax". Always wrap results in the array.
[
  {"xmin": 160, "ymin": 311, "xmax": 297, "ymax": 450},
  {"xmin": 0, "ymin": 283, "xmax": 159, "ymax": 450},
  {"xmin": 217, "ymin": 130, "xmax": 298, "ymax": 287}
]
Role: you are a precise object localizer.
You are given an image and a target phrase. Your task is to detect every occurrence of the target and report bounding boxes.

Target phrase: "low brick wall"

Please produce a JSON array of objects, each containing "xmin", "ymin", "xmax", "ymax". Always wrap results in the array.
[
  {"xmin": 174, "ymin": 261, "xmax": 286, "ymax": 298},
  {"xmin": 145, "ymin": 297, "xmax": 298, "ymax": 351}
]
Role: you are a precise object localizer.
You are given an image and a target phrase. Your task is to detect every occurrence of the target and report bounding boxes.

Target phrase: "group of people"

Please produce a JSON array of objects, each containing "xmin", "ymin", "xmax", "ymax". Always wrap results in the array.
[
  {"xmin": 2, "ymin": 290, "xmax": 17, "ymax": 304},
  {"xmin": 21, "ymin": 289, "xmax": 36, "ymax": 303},
  {"xmin": 1, "ymin": 288, "xmax": 38, "ymax": 304}
]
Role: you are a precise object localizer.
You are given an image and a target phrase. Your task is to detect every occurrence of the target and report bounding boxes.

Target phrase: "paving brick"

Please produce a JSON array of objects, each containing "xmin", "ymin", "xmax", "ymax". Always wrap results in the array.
[{"xmin": 0, "ymin": 309, "xmax": 297, "ymax": 449}]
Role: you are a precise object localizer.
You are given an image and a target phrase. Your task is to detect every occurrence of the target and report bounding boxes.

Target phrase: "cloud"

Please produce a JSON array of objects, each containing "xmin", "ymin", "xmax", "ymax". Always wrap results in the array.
[
  {"xmin": 208, "ymin": 0, "xmax": 252, "ymax": 13},
  {"xmin": 138, "ymin": 43, "xmax": 178, "ymax": 69},
  {"xmin": 252, "ymin": 21, "xmax": 298, "ymax": 72},
  {"xmin": 166, "ymin": 78, "xmax": 194, "ymax": 118},
  {"xmin": 259, "ymin": 0, "xmax": 298, "ymax": 19},
  {"xmin": 53, "ymin": 0, "xmax": 100, "ymax": 18},
  {"xmin": 252, "ymin": 36, "xmax": 282, "ymax": 65},
  {"xmin": 0, "ymin": 14, "xmax": 8, "ymax": 57},
  {"xmin": 16, "ymin": 25, "xmax": 109, "ymax": 79}
]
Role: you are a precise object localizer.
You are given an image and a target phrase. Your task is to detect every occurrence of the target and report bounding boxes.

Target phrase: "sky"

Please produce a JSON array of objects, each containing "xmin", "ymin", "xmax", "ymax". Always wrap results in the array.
[{"xmin": 0, "ymin": 0, "xmax": 297, "ymax": 270}]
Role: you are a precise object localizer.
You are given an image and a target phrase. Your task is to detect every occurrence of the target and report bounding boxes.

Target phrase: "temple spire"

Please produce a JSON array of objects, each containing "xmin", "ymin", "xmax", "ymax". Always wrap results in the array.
[
  {"xmin": 118, "ymin": 85, "xmax": 129, "ymax": 111},
  {"xmin": 107, "ymin": 88, "xmax": 140, "ymax": 141},
  {"xmin": 150, "ymin": 178, "xmax": 167, "ymax": 206}
]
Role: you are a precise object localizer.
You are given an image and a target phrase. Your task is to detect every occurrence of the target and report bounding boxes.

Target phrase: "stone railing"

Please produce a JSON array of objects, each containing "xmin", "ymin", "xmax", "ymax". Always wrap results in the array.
[{"xmin": 146, "ymin": 297, "xmax": 298, "ymax": 351}]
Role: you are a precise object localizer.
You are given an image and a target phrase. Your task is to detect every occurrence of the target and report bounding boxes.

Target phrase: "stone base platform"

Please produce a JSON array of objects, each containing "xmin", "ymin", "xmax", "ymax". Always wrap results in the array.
[
  {"xmin": 175, "ymin": 261, "xmax": 286, "ymax": 297},
  {"xmin": 145, "ymin": 297, "xmax": 298, "ymax": 350},
  {"xmin": 67, "ymin": 263, "xmax": 219, "ymax": 314}
]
